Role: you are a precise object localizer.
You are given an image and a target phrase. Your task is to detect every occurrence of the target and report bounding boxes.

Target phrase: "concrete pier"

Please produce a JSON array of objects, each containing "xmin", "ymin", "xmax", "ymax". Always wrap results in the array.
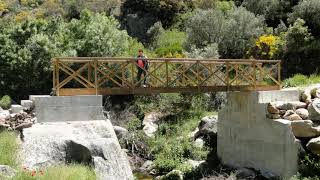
[
  {"xmin": 31, "ymin": 95, "xmax": 104, "ymax": 122},
  {"xmin": 218, "ymin": 90, "xmax": 300, "ymax": 179}
]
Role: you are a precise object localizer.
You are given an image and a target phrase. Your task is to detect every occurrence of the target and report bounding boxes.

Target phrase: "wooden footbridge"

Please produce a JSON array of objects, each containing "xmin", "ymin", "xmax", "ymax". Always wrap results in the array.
[{"xmin": 52, "ymin": 57, "xmax": 281, "ymax": 96}]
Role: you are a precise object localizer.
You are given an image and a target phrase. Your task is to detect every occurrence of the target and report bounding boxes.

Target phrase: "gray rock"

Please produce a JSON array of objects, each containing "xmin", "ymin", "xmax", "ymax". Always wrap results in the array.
[
  {"xmin": 307, "ymin": 136, "xmax": 320, "ymax": 155},
  {"xmin": 283, "ymin": 110, "xmax": 295, "ymax": 119},
  {"xmin": 21, "ymin": 100, "xmax": 34, "ymax": 111},
  {"xmin": 0, "ymin": 165, "xmax": 16, "ymax": 178},
  {"xmin": 194, "ymin": 138, "xmax": 205, "ymax": 148},
  {"xmin": 10, "ymin": 105, "xmax": 24, "ymax": 114},
  {"xmin": 19, "ymin": 120, "xmax": 134, "ymax": 180},
  {"xmin": 195, "ymin": 115, "xmax": 218, "ymax": 139},
  {"xmin": 261, "ymin": 171, "xmax": 279, "ymax": 179},
  {"xmin": 188, "ymin": 128, "xmax": 199, "ymax": 138},
  {"xmin": 143, "ymin": 112, "xmax": 165, "ymax": 137},
  {"xmin": 291, "ymin": 120, "xmax": 320, "ymax": 138},
  {"xmin": 271, "ymin": 101, "xmax": 307, "ymax": 110},
  {"xmin": 286, "ymin": 113, "xmax": 303, "ymax": 121},
  {"xmin": 296, "ymin": 108, "xmax": 309, "ymax": 120},
  {"xmin": 295, "ymin": 139, "xmax": 306, "ymax": 155},
  {"xmin": 308, "ymin": 99, "xmax": 320, "ymax": 121},
  {"xmin": 235, "ymin": 168, "xmax": 256, "ymax": 179},
  {"xmin": 0, "ymin": 107, "xmax": 3, "ymax": 112},
  {"xmin": 139, "ymin": 160, "xmax": 154, "ymax": 173},
  {"xmin": 185, "ymin": 160, "xmax": 205, "ymax": 169},
  {"xmin": 0, "ymin": 110, "xmax": 10, "ymax": 120},
  {"xmin": 113, "ymin": 126, "xmax": 128, "ymax": 139}
]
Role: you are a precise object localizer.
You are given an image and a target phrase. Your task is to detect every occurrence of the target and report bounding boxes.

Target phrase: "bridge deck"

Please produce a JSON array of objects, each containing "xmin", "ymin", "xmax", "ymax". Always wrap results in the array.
[{"xmin": 52, "ymin": 57, "xmax": 281, "ymax": 96}]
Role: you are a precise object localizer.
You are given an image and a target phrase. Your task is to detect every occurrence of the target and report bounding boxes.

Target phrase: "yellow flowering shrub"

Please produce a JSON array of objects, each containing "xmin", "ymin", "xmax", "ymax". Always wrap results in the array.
[{"xmin": 250, "ymin": 35, "xmax": 283, "ymax": 59}]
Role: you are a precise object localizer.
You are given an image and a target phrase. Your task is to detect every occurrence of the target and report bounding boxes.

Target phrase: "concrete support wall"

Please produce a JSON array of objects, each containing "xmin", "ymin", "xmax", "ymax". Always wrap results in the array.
[
  {"xmin": 218, "ymin": 90, "xmax": 300, "ymax": 179},
  {"xmin": 32, "ymin": 95, "xmax": 104, "ymax": 122}
]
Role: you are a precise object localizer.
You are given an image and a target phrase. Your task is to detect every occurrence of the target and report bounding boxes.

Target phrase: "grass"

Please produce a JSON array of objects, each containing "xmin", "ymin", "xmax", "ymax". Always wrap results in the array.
[
  {"xmin": 283, "ymin": 74, "xmax": 320, "ymax": 88},
  {"xmin": 11, "ymin": 164, "xmax": 96, "ymax": 180},
  {"xmin": 0, "ymin": 131, "xmax": 18, "ymax": 168}
]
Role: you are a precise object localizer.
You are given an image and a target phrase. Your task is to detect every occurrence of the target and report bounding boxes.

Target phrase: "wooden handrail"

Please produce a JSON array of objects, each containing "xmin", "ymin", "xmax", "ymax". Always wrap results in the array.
[{"xmin": 52, "ymin": 57, "xmax": 281, "ymax": 96}]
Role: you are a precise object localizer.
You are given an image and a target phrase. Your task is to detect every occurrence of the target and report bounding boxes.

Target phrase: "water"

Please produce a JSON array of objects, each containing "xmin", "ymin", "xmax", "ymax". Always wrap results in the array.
[{"xmin": 134, "ymin": 172, "xmax": 154, "ymax": 180}]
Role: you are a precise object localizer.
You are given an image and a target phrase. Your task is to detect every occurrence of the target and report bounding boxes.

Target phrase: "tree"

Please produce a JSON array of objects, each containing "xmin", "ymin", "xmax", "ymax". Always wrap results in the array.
[
  {"xmin": 55, "ymin": 11, "xmax": 130, "ymax": 57},
  {"xmin": 185, "ymin": 7, "xmax": 265, "ymax": 58},
  {"xmin": 289, "ymin": 0, "xmax": 320, "ymax": 37},
  {"xmin": 242, "ymin": 0, "xmax": 299, "ymax": 28}
]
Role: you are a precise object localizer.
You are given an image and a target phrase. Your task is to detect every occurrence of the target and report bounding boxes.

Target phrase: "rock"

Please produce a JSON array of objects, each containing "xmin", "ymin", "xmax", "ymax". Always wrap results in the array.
[
  {"xmin": 19, "ymin": 120, "xmax": 134, "ymax": 180},
  {"xmin": 113, "ymin": 126, "xmax": 128, "ymax": 139},
  {"xmin": 307, "ymin": 136, "xmax": 320, "ymax": 155},
  {"xmin": 261, "ymin": 171, "xmax": 279, "ymax": 180},
  {"xmin": 285, "ymin": 113, "xmax": 303, "ymax": 121},
  {"xmin": 271, "ymin": 101, "xmax": 307, "ymax": 110},
  {"xmin": 283, "ymin": 110, "xmax": 295, "ymax": 119},
  {"xmin": 161, "ymin": 170, "xmax": 184, "ymax": 180},
  {"xmin": 14, "ymin": 122, "xmax": 33, "ymax": 130},
  {"xmin": 266, "ymin": 113, "xmax": 281, "ymax": 119},
  {"xmin": 194, "ymin": 138, "xmax": 204, "ymax": 148},
  {"xmin": 195, "ymin": 115, "xmax": 218, "ymax": 139},
  {"xmin": 267, "ymin": 103, "xmax": 279, "ymax": 114},
  {"xmin": 0, "ymin": 110, "xmax": 10, "ymax": 120},
  {"xmin": 139, "ymin": 160, "xmax": 154, "ymax": 173},
  {"xmin": 185, "ymin": 160, "xmax": 205, "ymax": 169},
  {"xmin": 0, "ymin": 165, "xmax": 16, "ymax": 178},
  {"xmin": 235, "ymin": 168, "xmax": 256, "ymax": 179},
  {"xmin": 21, "ymin": 100, "xmax": 34, "ymax": 111},
  {"xmin": 279, "ymin": 110, "xmax": 287, "ymax": 115},
  {"xmin": 143, "ymin": 112, "xmax": 165, "ymax": 137},
  {"xmin": 10, "ymin": 105, "xmax": 24, "ymax": 114},
  {"xmin": 0, "ymin": 107, "xmax": 3, "ymax": 112},
  {"xmin": 302, "ymin": 88, "xmax": 313, "ymax": 104},
  {"xmin": 291, "ymin": 120, "xmax": 320, "ymax": 138},
  {"xmin": 188, "ymin": 127, "xmax": 199, "ymax": 138},
  {"xmin": 308, "ymin": 99, "xmax": 320, "ymax": 121},
  {"xmin": 296, "ymin": 108, "xmax": 309, "ymax": 120},
  {"xmin": 311, "ymin": 88, "xmax": 320, "ymax": 99}
]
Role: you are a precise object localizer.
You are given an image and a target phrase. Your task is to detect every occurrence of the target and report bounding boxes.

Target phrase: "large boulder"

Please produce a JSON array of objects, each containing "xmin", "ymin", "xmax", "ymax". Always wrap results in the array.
[
  {"xmin": 113, "ymin": 126, "xmax": 128, "ymax": 139},
  {"xmin": 19, "ymin": 120, "xmax": 134, "ymax": 180},
  {"xmin": 301, "ymin": 88, "xmax": 312, "ymax": 104},
  {"xmin": 0, "ymin": 165, "xmax": 16, "ymax": 178},
  {"xmin": 307, "ymin": 136, "xmax": 320, "ymax": 155},
  {"xmin": 143, "ymin": 112, "xmax": 165, "ymax": 137},
  {"xmin": 311, "ymin": 88, "xmax": 320, "ymax": 99},
  {"xmin": 308, "ymin": 99, "xmax": 320, "ymax": 121},
  {"xmin": 195, "ymin": 115, "xmax": 218, "ymax": 139},
  {"xmin": 291, "ymin": 120, "xmax": 320, "ymax": 138}
]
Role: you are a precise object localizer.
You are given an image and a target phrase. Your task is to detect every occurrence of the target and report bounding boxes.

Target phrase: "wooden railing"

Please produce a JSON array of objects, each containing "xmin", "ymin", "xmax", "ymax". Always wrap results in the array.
[{"xmin": 52, "ymin": 57, "xmax": 281, "ymax": 96}]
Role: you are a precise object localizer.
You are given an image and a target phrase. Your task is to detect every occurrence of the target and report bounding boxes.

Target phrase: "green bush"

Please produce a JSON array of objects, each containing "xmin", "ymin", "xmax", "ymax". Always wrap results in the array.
[
  {"xmin": 0, "ymin": 131, "xmax": 18, "ymax": 167},
  {"xmin": 0, "ymin": 95, "xmax": 11, "ymax": 109},
  {"xmin": 154, "ymin": 29, "xmax": 186, "ymax": 58},
  {"xmin": 297, "ymin": 154, "xmax": 320, "ymax": 179},
  {"xmin": 283, "ymin": 74, "xmax": 320, "ymax": 88}
]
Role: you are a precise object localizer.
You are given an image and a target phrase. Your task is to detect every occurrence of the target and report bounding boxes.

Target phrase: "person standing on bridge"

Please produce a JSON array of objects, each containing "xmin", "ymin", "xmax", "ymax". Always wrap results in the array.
[{"xmin": 136, "ymin": 49, "xmax": 149, "ymax": 87}]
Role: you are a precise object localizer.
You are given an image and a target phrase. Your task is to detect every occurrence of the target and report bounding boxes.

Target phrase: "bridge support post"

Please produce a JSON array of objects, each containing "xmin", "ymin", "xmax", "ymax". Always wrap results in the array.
[{"xmin": 218, "ymin": 90, "xmax": 300, "ymax": 179}]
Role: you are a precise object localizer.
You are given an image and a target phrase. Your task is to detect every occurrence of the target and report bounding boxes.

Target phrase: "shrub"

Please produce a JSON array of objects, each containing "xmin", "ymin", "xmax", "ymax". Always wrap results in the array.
[
  {"xmin": 154, "ymin": 29, "xmax": 186, "ymax": 58},
  {"xmin": 0, "ymin": 95, "xmax": 11, "ymax": 109},
  {"xmin": 185, "ymin": 7, "xmax": 265, "ymax": 58},
  {"xmin": 298, "ymin": 153, "xmax": 320, "ymax": 178},
  {"xmin": 249, "ymin": 34, "xmax": 284, "ymax": 59},
  {"xmin": 0, "ymin": 131, "xmax": 18, "ymax": 167},
  {"xmin": 282, "ymin": 74, "xmax": 320, "ymax": 88}
]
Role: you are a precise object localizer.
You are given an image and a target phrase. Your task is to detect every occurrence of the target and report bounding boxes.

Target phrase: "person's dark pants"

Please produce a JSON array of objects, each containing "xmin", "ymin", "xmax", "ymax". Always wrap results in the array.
[{"xmin": 137, "ymin": 67, "xmax": 147, "ymax": 86}]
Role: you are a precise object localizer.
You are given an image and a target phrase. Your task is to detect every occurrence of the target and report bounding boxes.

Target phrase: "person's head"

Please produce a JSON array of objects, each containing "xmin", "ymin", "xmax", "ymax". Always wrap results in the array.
[{"xmin": 138, "ymin": 49, "xmax": 143, "ymax": 56}]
